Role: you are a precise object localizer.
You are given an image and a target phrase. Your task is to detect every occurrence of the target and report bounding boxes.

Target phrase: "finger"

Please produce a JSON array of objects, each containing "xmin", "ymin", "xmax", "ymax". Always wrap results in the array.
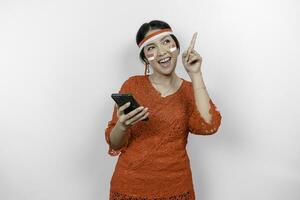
[
  {"xmin": 189, "ymin": 32, "xmax": 198, "ymax": 51},
  {"xmin": 131, "ymin": 112, "xmax": 149, "ymax": 125},
  {"xmin": 182, "ymin": 50, "xmax": 190, "ymax": 62},
  {"xmin": 189, "ymin": 51, "xmax": 200, "ymax": 59},
  {"xmin": 188, "ymin": 54, "xmax": 199, "ymax": 62},
  {"xmin": 190, "ymin": 49, "xmax": 199, "ymax": 55},
  {"xmin": 118, "ymin": 102, "xmax": 131, "ymax": 113},
  {"xmin": 188, "ymin": 57, "xmax": 199, "ymax": 65},
  {"xmin": 183, "ymin": 50, "xmax": 196, "ymax": 63},
  {"xmin": 191, "ymin": 52, "xmax": 202, "ymax": 62},
  {"xmin": 123, "ymin": 106, "xmax": 145, "ymax": 121},
  {"xmin": 186, "ymin": 32, "xmax": 198, "ymax": 61},
  {"xmin": 125, "ymin": 108, "xmax": 148, "ymax": 125},
  {"xmin": 132, "ymin": 108, "xmax": 148, "ymax": 120},
  {"xmin": 187, "ymin": 50, "xmax": 201, "ymax": 63},
  {"xmin": 118, "ymin": 102, "xmax": 134, "ymax": 119},
  {"xmin": 130, "ymin": 108, "xmax": 148, "ymax": 122},
  {"xmin": 114, "ymin": 103, "xmax": 121, "ymax": 117}
]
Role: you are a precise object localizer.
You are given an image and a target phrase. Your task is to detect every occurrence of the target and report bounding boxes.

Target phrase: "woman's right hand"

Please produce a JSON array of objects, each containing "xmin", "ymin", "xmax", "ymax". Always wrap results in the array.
[{"xmin": 115, "ymin": 102, "xmax": 149, "ymax": 130}]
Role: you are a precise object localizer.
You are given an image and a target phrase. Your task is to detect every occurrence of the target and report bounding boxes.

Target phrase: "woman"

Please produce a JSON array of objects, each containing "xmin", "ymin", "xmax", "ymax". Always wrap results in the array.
[{"xmin": 105, "ymin": 20, "xmax": 222, "ymax": 199}]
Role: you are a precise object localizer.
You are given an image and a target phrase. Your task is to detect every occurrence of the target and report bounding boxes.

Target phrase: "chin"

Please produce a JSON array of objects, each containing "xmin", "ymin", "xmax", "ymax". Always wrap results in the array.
[{"xmin": 161, "ymin": 64, "xmax": 176, "ymax": 75}]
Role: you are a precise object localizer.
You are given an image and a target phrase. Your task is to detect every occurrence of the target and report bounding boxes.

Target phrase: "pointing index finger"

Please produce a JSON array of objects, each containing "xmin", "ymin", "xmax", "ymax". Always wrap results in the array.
[
  {"xmin": 189, "ymin": 32, "xmax": 198, "ymax": 51},
  {"xmin": 186, "ymin": 32, "xmax": 198, "ymax": 62}
]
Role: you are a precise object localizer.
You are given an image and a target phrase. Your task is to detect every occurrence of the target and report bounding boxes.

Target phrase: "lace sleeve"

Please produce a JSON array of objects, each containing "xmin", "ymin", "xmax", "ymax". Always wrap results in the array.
[
  {"xmin": 104, "ymin": 77, "xmax": 133, "ymax": 156},
  {"xmin": 188, "ymin": 98, "xmax": 222, "ymax": 135},
  {"xmin": 185, "ymin": 81, "xmax": 222, "ymax": 135}
]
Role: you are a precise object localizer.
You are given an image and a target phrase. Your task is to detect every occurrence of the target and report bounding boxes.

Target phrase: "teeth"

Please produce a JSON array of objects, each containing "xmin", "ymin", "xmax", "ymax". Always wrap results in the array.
[{"xmin": 159, "ymin": 57, "xmax": 171, "ymax": 63}]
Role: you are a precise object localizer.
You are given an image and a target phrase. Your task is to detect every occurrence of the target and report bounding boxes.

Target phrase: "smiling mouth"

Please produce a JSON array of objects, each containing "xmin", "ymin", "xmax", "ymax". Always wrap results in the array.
[{"xmin": 158, "ymin": 57, "xmax": 171, "ymax": 67}]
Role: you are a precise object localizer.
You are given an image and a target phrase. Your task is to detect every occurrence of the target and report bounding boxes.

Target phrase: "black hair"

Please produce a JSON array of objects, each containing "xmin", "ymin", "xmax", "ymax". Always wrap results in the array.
[{"xmin": 136, "ymin": 20, "xmax": 180, "ymax": 64}]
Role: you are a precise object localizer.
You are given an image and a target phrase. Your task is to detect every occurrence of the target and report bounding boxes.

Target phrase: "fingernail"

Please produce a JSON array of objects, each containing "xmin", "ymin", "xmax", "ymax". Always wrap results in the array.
[{"xmin": 127, "ymin": 102, "xmax": 130, "ymax": 105}]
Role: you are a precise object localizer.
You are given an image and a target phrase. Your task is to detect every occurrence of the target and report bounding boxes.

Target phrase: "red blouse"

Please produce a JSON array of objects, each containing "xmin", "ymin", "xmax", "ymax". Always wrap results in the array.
[{"xmin": 105, "ymin": 75, "xmax": 222, "ymax": 199}]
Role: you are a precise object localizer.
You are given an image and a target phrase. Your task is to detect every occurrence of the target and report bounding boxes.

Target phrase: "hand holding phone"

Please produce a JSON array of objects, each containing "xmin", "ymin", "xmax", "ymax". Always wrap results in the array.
[{"xmin": 111, "ymin": 93, "xmax": 149, "ymax": 127}]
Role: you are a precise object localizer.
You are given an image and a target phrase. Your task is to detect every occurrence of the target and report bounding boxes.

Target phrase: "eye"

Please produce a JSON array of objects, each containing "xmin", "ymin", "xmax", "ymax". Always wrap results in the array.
[
  {"xmin": 147, "ymin": 46, "xmax": 155, "ymax": 51},
  {"xmin": 163, "ymin": 39, "xmax": 170, "ymax": 44}
]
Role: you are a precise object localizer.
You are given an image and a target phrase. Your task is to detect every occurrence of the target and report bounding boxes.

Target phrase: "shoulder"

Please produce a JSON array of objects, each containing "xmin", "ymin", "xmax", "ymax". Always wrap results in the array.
[
  {"xmin": 181, "ymin": 78, "xmax": 194, "ymax": 100},
  {"xmin": 122, "ymin": 75, "xmax": 144, "ymax": 85},
  {"xmin": 181, "ymin": 78, "xmax": 193, "ymax": 91},
  {"xmin": 128, "ymin": 74, "xmax": 144, "ymax": 82},
  {"xmin": 119, "ymin": 75, "xmax": 145, "ymax": 92},
  {"xmin": 183, "ymin": 78, "xmax": 192, "ymax": 86}
]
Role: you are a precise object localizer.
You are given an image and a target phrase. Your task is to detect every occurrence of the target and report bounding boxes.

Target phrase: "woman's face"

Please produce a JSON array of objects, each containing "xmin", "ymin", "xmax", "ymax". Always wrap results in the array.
[{"xmin": 143, "ymin": 29, "xmax": 180, "ymax": 75}]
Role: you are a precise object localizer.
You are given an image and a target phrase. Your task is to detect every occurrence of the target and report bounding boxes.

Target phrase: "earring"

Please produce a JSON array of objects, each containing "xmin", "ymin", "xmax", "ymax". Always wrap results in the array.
[
  {"xmin": 144, "ymin": 63, "xmax": 150, "ymax": 75},
  {"xmin": 146, "ymin": 64, "xmax": 150, "ymax": 73}
]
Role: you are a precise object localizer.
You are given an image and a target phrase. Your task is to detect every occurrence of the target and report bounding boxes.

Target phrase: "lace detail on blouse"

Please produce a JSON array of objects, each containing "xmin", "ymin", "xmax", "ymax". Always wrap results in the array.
[
  {"xmin": 188, "ymin": 98, "xmax": 222, "ymax": 135},
  {"xmin": 110, "ymin": 191, "xmax": 192, "ymax": 200},
  {"xmin": 185, "ymin": 81, "xmax": 222, "ymax": 135}
]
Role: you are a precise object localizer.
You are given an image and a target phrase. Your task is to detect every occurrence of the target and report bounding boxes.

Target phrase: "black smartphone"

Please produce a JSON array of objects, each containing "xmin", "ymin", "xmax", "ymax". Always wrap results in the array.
[{"xmin": 111, "ymin": 93, "xmax": 149, "ymax": 121}]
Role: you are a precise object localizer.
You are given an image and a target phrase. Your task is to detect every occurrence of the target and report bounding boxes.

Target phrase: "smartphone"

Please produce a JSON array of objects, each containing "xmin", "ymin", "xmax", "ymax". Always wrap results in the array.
[{"xmin": 111, "ymin": 93, "xmax": 149, "ymax": 121}]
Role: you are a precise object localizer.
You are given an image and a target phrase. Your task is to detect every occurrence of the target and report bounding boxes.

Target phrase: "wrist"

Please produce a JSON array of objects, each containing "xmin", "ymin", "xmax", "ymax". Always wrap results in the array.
[
  {"xmin": 188, "ymin": 71, "xmax": 202, "ymax": 79},
  {"xmin": 194, "ymin": 86, "xmax": 206, "ymax": 90}
]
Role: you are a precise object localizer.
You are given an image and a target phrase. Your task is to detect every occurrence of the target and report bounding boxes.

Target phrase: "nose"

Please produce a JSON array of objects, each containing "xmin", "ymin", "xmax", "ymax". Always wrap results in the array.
[{"xmin": 157, "ymin": 46, "xmax": 168, "ymax": 57}]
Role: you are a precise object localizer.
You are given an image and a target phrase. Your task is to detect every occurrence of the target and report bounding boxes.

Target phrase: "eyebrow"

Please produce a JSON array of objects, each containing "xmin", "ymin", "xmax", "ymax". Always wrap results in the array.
[{"xmin": 146, "ymin": 35, "xmax": 170, "ymax": 47}]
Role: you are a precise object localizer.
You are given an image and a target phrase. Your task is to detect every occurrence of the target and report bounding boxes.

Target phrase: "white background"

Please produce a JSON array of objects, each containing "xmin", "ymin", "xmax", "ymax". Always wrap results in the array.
[{"xmin": 0, "ymin": 0, "xmax": 299, "ymax": 199}]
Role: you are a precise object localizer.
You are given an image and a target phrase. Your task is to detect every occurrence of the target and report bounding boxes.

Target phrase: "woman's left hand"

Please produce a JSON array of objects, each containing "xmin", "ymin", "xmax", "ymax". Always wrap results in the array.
[{"xmin": 182, "ymin": 32, "xmax": 203, "ymax": 75}]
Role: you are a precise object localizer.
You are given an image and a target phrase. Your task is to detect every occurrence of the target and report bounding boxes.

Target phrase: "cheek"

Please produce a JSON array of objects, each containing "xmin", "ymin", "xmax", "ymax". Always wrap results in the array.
[
  {"xmin": 145, "ymin": 52, "xmax": 155, "ymax": 61},
  {"xmin": 169, "ymin": 43, "xmax": 177, "ymax": 53},
  {"xmin": 171, "ymin": 49, "xmax": 180, "ymax": 61}
]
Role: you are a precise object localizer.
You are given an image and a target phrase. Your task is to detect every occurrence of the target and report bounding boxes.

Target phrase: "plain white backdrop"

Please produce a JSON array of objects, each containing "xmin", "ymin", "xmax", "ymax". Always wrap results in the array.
[{"xmin": 0, "ymin": 0, "xmax": 299, "ymax": 199}]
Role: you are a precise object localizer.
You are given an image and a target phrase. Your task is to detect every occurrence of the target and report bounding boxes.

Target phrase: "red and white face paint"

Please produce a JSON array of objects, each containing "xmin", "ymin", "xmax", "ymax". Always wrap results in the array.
[
  {"xmin": 145, "ymin": 53, "xmax": 155, "ymax": 61},
  {"xmin": 145, "ymin": 41, "xmax": 177, "ymax": 61},
  {"xmin": 169, "ymin": 43, "xmax": 177, "ymax": 52}
]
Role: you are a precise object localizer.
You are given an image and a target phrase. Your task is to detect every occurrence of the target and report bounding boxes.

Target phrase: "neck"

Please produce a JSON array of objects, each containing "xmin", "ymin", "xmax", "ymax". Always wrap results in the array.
[{"xmin": 149, "ymin": 71, "xmax": 178, "ymax": 86}]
